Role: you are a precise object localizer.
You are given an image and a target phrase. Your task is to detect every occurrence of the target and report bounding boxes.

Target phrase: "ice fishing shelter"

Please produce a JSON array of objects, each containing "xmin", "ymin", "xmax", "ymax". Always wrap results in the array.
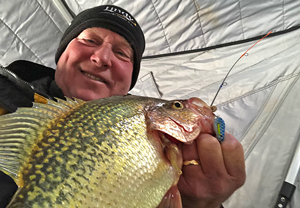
[{"xmin": 1, "ymin": 1, "xmax": 300, "ymax": 207}]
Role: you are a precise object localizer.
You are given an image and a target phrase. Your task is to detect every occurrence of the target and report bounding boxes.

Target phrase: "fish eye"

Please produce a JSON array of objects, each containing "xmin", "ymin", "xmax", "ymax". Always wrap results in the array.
[{"xmin": 172, "ymin": 101, "xmax": 183, "ymax": 109}]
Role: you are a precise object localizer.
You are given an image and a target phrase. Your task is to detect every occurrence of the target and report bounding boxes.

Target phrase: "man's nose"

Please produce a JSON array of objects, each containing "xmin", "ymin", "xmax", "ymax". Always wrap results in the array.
[{"xmin": 90, "ymin": 44, "xmax": 112, "ymax": 67}]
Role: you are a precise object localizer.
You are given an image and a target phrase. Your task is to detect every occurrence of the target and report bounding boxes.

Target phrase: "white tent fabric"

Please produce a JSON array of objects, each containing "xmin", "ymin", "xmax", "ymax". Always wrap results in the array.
[{"xmin": 1, "ymin": 1, "xmax": 300, "ymax": 207}]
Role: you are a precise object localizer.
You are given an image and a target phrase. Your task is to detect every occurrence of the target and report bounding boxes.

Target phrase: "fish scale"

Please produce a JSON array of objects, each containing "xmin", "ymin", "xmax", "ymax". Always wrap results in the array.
[{"xmin": 0, "ymin": 95, "xmax": 216, "ymax": 207}]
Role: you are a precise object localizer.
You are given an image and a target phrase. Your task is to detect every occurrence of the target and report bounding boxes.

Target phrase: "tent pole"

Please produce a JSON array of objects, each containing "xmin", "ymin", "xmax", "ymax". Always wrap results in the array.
[
  {"xmin": 52, "ymin": 0, "xmax": 73, "ymax": 24},
  {"xmin": 274, "ymin": 130, "xmax": 300, "ymax": 208}
]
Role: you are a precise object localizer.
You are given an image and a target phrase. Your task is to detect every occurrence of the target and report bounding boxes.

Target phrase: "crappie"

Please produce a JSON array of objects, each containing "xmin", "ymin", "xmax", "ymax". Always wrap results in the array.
[{"xmin": 0, "ymin": 95, "xmax": 215, "ymax": 208}]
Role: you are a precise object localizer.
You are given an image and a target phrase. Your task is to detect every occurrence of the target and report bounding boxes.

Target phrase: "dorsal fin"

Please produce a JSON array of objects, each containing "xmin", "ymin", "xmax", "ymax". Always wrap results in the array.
[{"xmin": 0, "ymin": 97, "xmax": 85, "ymax": 187}]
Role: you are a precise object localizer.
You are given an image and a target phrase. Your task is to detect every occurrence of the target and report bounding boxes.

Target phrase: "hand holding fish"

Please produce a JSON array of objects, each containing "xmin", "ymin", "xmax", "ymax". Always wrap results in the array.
[{"xmin": 178, "ymin": 132, "xmax": 246, "ymax": 208}]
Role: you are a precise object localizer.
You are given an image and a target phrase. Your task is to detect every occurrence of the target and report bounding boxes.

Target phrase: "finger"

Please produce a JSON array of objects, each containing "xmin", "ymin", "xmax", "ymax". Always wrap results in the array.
[
  {"xmin": 179, "ymin": 140, "xmax": 198, "ymax": 161},
  {"xmin": 178, "ymin": 141, "xmax": 203, "ymax": 177},
  {"xmin": 221, "ymin": 133, "xmax": 246, "ymax": 182},
  {"xmin": 196, "ymin": 133, "xmax": 226, "ymax": 176}
]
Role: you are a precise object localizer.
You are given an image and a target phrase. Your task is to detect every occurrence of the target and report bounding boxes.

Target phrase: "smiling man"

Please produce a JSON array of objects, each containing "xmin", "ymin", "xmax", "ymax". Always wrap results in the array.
[
  {"xmin": 55, "ymin": 27, "xmax": 134, "ymax": 100},
  {"xmin": 0, "ymin": 5, "xmax": 245, "ymax": 208},
  {"xmin": 53, "ymin": 5, "xmax": 145, "ymax": 101}
]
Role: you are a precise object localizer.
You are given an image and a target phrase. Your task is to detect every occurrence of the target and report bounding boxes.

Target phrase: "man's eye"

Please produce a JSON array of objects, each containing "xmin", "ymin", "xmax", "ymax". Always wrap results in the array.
[
  {"xmin": 117, "ymin": 51, "xmax": 126, "ymax": 56},
  {"xmin": 86, "ymin": 39, "xmax": 96, "ymax": 44},
  {"xmin": 80, "ymin": 38, "xmax": 97, "ymax": 45},
  {"xmin": 116, "ymin": 50, "xmax": 131, "ymax": 59}
]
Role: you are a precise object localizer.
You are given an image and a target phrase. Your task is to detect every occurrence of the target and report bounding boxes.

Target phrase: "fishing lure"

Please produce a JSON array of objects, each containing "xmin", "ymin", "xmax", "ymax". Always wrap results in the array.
[
  {"xmin": 214, "ymin": 116, "xmax": 225, "ymax": 142},
  {"xmin": 211, "ymin": 31, "xmax": 272, "ymax": 142}
]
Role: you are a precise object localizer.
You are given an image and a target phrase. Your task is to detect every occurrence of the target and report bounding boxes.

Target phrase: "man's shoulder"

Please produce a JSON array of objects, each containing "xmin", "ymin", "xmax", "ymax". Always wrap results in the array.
[
  {"xmin": 6, "ymin": 60, "xmax": 55, "ymax": 82},
  {"xmin": 0, "ymin": 60, "xmax": 56, "ymax": 113}
]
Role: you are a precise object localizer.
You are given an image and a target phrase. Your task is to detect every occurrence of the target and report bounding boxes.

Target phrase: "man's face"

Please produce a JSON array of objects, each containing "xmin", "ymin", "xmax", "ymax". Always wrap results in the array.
[{"xmin": 55, "ymin": 27, "xmax": 134, "ymax": 101}]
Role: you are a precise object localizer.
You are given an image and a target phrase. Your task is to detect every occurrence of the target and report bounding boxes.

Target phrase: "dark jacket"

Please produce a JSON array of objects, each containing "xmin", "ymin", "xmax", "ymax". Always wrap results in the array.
[
  {"xmin": 0, "ymin": 60, "xmax": 64, "ymax": 207},
  {"xmin": 0, "ymin": 60, "xmax": 65, "ymax": 113}
]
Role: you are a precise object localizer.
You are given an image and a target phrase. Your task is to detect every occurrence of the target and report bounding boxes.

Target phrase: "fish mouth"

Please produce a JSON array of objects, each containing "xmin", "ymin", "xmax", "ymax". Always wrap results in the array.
[
  {"xmin": 188, "ymin": 97, "xmax": 215, "ymax": 134},
  {"xmin": 158, "ymin": 131, "xmax": 183, "ymax": 181},
  {"xmin": 80, "ymin": 70, "xmax": 109, "ymax": 85},
  {"xmin": 162, "ymin": 132, "xmax": 181, "ymax": 144},
  {"xmin": 168, "ymin": 117, "xmax": 201, "ymax": 144}
]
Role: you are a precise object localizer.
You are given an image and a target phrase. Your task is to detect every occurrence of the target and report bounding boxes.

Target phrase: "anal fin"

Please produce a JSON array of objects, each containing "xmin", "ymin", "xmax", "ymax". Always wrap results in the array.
[{"xmin": 157, "ymin": 186, "xmax": 182, "ymax": 208}]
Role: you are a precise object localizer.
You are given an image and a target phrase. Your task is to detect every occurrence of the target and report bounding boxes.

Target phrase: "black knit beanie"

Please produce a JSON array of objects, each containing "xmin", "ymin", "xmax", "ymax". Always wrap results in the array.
[{"xmin": 55, "ymin": 5, "xmax": 145, "ymax": 90}]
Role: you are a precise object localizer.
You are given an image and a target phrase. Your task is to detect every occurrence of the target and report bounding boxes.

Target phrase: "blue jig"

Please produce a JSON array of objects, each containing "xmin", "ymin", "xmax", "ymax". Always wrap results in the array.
[{"xmin": 213, "ymin": 116, "xmax": 225, "ymax": 142}]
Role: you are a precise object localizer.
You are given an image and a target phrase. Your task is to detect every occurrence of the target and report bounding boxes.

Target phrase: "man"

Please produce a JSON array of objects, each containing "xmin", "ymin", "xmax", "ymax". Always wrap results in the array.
[{"xmin": 0, "ymin": 5, "xmax": 245, "ymax": 208}]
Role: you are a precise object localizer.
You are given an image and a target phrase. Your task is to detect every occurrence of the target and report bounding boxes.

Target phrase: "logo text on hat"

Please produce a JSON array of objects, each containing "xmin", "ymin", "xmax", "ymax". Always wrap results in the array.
[{"xmin": 104, "ymin": 6, "xmax": 136, "ymax": 26}]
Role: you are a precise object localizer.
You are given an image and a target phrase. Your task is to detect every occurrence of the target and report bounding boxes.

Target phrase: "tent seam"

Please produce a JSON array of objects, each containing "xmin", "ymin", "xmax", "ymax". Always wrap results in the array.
[
  {"xmin": 239, "ymin": 84, "xmax": 276, "ymax": 152},
  {"xmin": 237, "ymin": 0, "xmax": 245, "ymax": 39},
  {"xmin": 143, "ymin": 26, "xmax": 300, "ymax": 59},
  {"xmin": 282, "ymin": 0, "xmax": 286, "ymax": 29},
  {"xmin": 0, "ymin": 19, "xmax": 44, "ymax": 64},
  {"xmin": 242, "ymin": 73, "xmax": 300, "ymax": 159},
  {"xmin": 147, "ymin": 52, "xmax": 204, "ymax": 77},
  {"xmin": 192, "ymin": 0, "xmax": 206, "ymax": 46},
  {"xmin": 35, "ymin": 0, "xmax": 64, "ymax": 33},
  {"xmin": 74, "ymin": 0, "xmax": 83, "ymax": 11},
  {"xmin": 217, "ymin": 72, "xmax": 300, "ymax": 107},
  {"xmin": 150, "ymin": 0, "xmax": 171, "ymax": 53},
  {"xmin": 180, "ymin": 36, "xmax": 300, "ymax": 104}
]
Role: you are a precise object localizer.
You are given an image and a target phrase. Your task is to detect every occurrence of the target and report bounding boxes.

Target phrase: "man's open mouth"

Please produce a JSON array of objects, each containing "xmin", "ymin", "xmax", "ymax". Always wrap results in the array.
[{"xmin": 81, "ymin": 71, "xmax": 108, "ymax": 84}]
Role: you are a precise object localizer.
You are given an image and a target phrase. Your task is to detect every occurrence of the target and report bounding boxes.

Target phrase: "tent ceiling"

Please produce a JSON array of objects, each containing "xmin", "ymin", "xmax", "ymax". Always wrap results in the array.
[{"xmin": 1, "ymin": 1, "xmax": 300, "ymax": 207}]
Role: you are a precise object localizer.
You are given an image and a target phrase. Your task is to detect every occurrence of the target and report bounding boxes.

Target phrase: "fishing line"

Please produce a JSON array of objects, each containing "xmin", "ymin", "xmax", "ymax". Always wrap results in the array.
[{"xmin": 210, "ymin": 31, "xmax": 272, "ymax": 107}]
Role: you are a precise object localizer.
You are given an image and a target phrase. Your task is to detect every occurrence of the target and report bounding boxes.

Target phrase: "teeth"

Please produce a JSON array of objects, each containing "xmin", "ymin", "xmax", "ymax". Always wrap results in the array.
[{"xmin": 83, "ymin": 72, "xmax": 104, "ymax": 82}]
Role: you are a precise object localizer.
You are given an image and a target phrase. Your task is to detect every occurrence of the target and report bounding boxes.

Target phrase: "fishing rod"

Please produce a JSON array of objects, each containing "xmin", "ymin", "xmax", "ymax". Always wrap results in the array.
[
  {"xmin": 210, "ymin": 31, "xmax": 272, "ymax": 107},
  {"xmin": 210, "ymin": 31, "xmax": 272, "ymax": 148}
]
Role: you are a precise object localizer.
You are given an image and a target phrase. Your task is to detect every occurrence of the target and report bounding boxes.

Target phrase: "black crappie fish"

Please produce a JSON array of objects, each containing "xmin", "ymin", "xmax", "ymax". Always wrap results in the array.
[{"xmin": 0, "ymin": 95, "xmax": 216, "ymax": 208}]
